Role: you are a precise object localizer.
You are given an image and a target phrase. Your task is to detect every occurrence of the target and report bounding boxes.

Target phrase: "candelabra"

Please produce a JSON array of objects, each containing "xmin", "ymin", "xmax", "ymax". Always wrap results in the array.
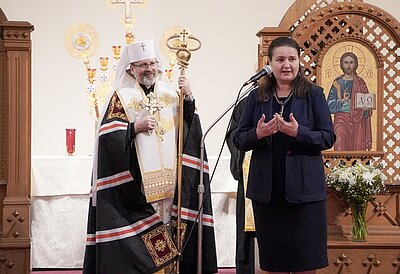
[
  {"xmin": 64, "ymin": 19, "xmax": 140, "ymax": 118},
  {"xmin": 64, "ymin": 1, "xmax": 164, "ymax": 119}
]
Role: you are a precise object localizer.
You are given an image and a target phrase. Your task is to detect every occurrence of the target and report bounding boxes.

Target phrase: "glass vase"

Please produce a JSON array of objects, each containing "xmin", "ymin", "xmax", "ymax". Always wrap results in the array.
[{"xmin": 350, "ymin": 202, "xmax": 368, "ymax": 242}]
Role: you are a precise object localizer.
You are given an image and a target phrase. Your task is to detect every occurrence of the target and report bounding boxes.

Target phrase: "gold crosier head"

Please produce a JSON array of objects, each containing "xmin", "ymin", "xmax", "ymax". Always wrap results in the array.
[{"xmin": 166, "ymin": 29, "xmax": 201, "ymax": 74}]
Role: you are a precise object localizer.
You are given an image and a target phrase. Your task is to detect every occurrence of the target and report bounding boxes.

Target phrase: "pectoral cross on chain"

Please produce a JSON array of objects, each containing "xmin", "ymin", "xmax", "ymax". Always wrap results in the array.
[
  {"xmin": 139, "ymin": 92, "xmax": 164, "ymax": 115},
  {"xmin": 139, "ymin": 92, "xmax": 166, "ymax": 140},
  {"xmin": 110, "ymin": 0, "xmax": 144, "ymax": 23}
]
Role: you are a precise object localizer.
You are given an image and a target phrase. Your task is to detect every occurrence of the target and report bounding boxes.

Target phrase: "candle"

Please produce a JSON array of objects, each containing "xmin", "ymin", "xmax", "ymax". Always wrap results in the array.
[{"xmin": 66, "ymin": 129, "xmax": 76, "ymax": 156}]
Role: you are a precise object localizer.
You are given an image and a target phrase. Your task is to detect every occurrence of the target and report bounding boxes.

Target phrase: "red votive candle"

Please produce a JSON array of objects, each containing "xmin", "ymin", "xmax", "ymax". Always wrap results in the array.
[{"xmin": 66, "ymin": 128, "xmax": 76, "ymax": 156}]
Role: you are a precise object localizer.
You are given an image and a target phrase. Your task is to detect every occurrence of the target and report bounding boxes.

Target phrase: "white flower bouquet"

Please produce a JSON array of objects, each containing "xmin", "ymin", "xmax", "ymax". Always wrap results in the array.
[{"xmin": 326, "ymin": 160, "xmax": 387, "ymax": 204}]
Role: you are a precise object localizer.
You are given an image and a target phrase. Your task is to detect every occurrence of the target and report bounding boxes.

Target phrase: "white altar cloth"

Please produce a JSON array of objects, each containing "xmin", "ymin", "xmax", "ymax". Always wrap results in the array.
[
  {"xmin": 31, "ymin": 156, "xmax": 92, "ymax": 268},
  {"xmin": 31, "ymin": 156, "xmax": 92, "ymax": 196},
  {"xmin": 31, "ymin": 155, "xmax": 237, "ymax": 268}
]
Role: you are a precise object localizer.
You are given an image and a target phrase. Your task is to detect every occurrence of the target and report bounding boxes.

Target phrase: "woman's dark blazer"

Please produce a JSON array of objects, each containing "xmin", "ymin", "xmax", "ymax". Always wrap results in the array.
[{"xmin": 233, "ymin": 85, "xmax": 336, "ymax": 204}]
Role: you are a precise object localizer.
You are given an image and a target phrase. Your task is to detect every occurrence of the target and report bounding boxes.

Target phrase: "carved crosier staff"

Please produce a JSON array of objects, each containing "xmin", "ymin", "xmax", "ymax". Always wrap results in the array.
[{"xmin": 166, "ymin": 29, "xmax": 201, "ymax": 274}]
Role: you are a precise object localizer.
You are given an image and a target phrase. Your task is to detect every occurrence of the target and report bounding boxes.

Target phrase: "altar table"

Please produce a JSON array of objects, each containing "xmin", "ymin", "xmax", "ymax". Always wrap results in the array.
[{"xmin": 31, "ymin": 155, "xmax": 238, "ymax": 268}]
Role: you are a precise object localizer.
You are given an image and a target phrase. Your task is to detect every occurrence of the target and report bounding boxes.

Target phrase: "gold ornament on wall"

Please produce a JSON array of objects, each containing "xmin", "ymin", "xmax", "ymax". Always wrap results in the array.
[
  {"xmin": 109, "ymin": 0, "xmax": 147, "ymax": 24},
  {"xmin": 65, "ymin": 23, "xmax": 118, "ymax": 118},
  {"xmin": 64, "ymin": 23, "xmax": 100, "ymax": 62},
  {"xmin": 64, "ymin": 1, "xmax": 148, "ymax": 119},
  {"xmin": 123, "ymin": 22, "xmax": 136, "ymax": 45}
]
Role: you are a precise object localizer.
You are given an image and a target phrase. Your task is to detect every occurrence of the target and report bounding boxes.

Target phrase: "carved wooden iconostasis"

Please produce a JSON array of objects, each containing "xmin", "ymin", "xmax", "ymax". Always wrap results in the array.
[
  {"xmin": 258, "ymin": 0, "xmax": 400, "ymax": 273},
  {"xmin": 0, "ymin": 7, "xmax": 34, "ymax": 274}
]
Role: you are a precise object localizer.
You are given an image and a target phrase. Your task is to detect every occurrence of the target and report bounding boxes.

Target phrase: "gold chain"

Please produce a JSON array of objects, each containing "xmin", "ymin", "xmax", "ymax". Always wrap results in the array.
[{"xmin": 274, "ymin": 91, "xmax": 293, "ymax": 115}]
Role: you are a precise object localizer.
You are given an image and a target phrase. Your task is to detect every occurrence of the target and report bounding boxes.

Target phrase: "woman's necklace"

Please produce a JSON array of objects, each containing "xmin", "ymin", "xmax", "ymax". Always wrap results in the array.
[{"xmin": 274, "ymin": 91, "xmax": 293, "ymax": 115}]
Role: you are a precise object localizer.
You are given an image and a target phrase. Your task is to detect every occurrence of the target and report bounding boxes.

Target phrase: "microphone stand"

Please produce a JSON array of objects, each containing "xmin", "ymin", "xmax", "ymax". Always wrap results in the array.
[{"xmin": 197, "ymin": 82, "xmax": 258, "ymax": 274}]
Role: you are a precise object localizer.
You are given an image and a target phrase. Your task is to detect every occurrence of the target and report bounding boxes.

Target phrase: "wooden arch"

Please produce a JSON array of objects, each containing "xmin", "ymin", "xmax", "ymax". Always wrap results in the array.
[{"xmin": 0, "ymin": 8, "xmax": 34, "ymax": 274}]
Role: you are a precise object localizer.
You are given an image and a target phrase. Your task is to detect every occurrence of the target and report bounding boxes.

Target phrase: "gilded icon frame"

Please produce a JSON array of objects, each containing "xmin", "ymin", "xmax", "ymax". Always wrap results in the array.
[{"xmin": 317, "ymin": 40, "xmax": 384, "ymax": 158}]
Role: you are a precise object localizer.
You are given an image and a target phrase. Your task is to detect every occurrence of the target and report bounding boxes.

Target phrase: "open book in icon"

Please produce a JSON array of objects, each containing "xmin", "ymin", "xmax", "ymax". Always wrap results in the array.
[{"xmin": 355, "ymin": 93, "xmax": 376, "ymax": 110}]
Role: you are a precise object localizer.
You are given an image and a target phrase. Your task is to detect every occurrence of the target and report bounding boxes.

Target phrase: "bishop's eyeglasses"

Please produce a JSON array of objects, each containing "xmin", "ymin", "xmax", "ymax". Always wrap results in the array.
[{"xmin": 132, "ymin": 61, "xmax": 159, "ymax": 70}]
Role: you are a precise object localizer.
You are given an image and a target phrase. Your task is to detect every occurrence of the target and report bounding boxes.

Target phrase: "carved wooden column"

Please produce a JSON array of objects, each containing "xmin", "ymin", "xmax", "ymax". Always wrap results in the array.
[
  {"xmin": 256, "ymin": 27, "xmax": 290, "ymax": 68},
  {"xmin": 0, "ymin": 20, "xmax": 34, "ymax": 274}
]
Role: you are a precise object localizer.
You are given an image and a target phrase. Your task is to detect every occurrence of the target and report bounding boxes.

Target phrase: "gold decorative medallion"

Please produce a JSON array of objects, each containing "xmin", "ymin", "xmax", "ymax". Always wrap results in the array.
[
  {"xmin": 141, "ymin": 225, "xmax": 179, "ymax": 267},
  {"xmin": 64, "ymin": 23, "xmax": 99, "ymax": 60}
]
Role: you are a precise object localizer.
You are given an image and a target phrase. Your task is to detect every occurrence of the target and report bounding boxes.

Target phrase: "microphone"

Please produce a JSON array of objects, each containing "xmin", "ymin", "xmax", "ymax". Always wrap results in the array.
[{"xmin": 243, "ymin": 64, "xmax": 273, "ymax": 86}]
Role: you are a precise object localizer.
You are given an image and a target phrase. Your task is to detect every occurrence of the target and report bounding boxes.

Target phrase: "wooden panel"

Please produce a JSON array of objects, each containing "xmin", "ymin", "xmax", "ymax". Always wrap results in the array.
[
  {"xmin": 322, "ymin": 187, "xmax": 400, "ymax": 273},
  {"xmin": 0, "ymin": 50, "xmax": 5, "ymax": 182},
  {"xmin": 320, "ymin": 247, "xmax": 400, "ymax": 273},
  {"xmin": 0, "ymin": 8, "xmax": 33, "ymax": 274},
  {"xmin": 0, "ymin": 245, "xmax": 30, "ymax": 274}
]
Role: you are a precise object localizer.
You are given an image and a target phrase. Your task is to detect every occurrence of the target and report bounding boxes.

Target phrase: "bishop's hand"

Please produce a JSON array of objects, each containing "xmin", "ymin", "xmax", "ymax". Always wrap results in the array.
[
  {"xmin": 134, "ymin": 115, "xmax": 156, "ymax": 134},
  {"xmin": 178, "ymin": 76, "xmax": 193, "ymax": 99}
]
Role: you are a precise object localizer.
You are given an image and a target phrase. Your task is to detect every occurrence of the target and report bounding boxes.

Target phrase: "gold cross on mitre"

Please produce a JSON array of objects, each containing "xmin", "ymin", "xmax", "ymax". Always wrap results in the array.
[{"xmin": 110, "ymin": 0, "xmax": 144, "ymax": 23}]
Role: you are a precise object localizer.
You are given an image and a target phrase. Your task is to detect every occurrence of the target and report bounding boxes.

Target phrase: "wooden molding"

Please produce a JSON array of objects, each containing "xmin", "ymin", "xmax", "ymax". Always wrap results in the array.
[{"xmin": 0, "ymin": 7, "xmax": 33, "ymax": 273}]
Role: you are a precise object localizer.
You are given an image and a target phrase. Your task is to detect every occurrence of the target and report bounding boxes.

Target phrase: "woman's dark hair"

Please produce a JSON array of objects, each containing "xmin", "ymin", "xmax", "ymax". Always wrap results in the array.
[{"xmin": 258, "ymin": 36, "xmax": 312, "ymax": 101}]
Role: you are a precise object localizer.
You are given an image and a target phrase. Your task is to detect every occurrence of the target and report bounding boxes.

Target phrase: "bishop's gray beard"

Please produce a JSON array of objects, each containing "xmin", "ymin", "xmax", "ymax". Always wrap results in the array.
[{"xmin": 141, "ymin": 75, "xmax": 156, "ymax": 86}]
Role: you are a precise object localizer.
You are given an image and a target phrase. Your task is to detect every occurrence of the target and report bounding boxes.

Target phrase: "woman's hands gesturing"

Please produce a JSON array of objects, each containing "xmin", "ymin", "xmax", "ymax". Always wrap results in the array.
[{"xmin": 256, "ymin": 113, "xmax": 299, "ymax": 139}]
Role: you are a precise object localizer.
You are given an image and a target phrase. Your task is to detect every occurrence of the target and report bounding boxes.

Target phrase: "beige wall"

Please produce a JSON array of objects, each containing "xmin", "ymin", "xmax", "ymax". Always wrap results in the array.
[{"xmin": 0, "ymin": 0, "xmax": 399, "ymax": 157}]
